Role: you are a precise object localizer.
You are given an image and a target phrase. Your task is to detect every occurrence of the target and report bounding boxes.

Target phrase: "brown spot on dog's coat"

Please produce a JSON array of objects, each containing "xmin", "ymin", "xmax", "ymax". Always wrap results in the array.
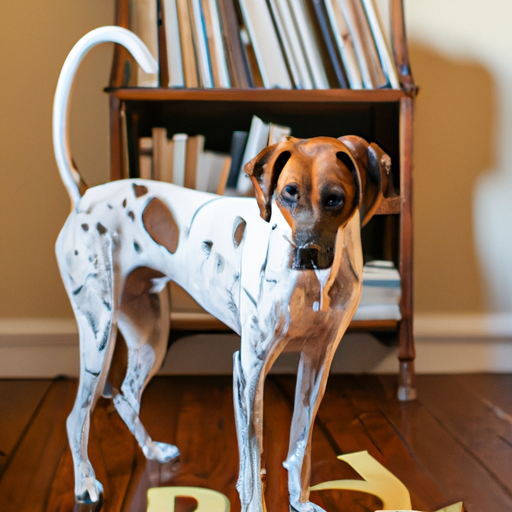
[
  {"xmin": 122, "ymin": 199, "xmax": 127, "ymax": 208},
  {"xmin": 233, "ymin": 217, "xmax": 247, "ymax": 248},
  {"xmin": 142, "ymin": 198, "xmax": 180, "ymax": 254},
  {"xmin": 128, "ymin": 211, "xmax": 135, "ymax": 221},
  {"xmin": 81, "ymin": 223, "xmax": 89, "ymax": 231},
  {"xmin": 133, "ymin": 184, "xmax": 148, "ymax": 198},
  {"xmin": 96, "ymin": 223, "xmax": 107, "ymax": 235}
]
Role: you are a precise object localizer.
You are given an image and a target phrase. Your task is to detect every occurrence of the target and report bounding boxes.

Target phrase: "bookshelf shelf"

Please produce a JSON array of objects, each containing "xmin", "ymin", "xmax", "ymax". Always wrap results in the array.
[
  {"xmin": 108, "ymin": 87, "xmax": 408, "ymax": 103},
  {"xmin": 108, "ymin": 0, "xmax": 416, "ymax": 400}
]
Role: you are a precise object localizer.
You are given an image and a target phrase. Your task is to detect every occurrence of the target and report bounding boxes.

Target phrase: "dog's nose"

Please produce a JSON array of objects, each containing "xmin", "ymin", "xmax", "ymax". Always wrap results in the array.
[
  {"xmin": 293, "ymin": 247, "xmax": 321, "ymax": 270},
  {"xmin": 292, "ymin": 245, "xmax": 335, "ymax": 270}
]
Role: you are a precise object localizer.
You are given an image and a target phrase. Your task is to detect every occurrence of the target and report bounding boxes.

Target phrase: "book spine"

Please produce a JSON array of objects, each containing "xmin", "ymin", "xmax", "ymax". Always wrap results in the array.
[
  {"xmin": 162, "ymin": 0, "xmax": 185, "ymax": 87},
  {"xmin": 236, "ymin": 116, "xmax": 270, "ymax": 194},
  {"xmin": 206, "ymin": 0, "xmax": 231, "ymax": 87},
  {"xmin": 226, "ymin": 131, "xmax": 248, "ymax": 188},
  {"xmin": 133, "ymin": 0, "xmax": 160, "ymax": 86},
  {"xmin": 311, "ymin": 0, "xmax": 348, "ymax": 88},
  {"xmin": 238, "ymin": 0, "xmax": 292, "ymax": 89},
  {"xmin": 152, "ymin": 127, "xmax": 169, "ymax": 181},
  {"xmin": 139, "ymin": 137, "xmax": 154, "ymax": 179},
  {"xmin": 176, "ymin": 0, "xmax": 200, "ymax": 87},
  {"xmin": 361, "ymin": 0, "xmax": 400, "ymax": 89},
  {"xmin": 287, "ymin": 0, "xmax": 329, "ymax": 89},
  {"xmin": 172, "ymin": 133, "xmax": 188, "ymax": 186},
  {"xmin": 189, "ymin": 0, "xmax": 214, "ymax": 87},
  {"xmin": 324, "ymin": 0, "xmax": 362, "ymax": 89},
  {"xmin": 216, "ymin": 0, "xmax": 251, "ymax": 88}
]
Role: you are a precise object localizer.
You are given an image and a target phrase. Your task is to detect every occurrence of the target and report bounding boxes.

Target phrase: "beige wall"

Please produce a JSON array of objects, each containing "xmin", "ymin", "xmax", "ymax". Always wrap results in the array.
[
  {"xmin": 407, "ymin": 0, "xmax": 512, "ymax": 313},
  {"xmin": 0, "ymin": 0, "xmax": 505, "ymax": 320},
  {"xmin": 0, "ymin": 1, "xmax": 114, "ymax": 318}
]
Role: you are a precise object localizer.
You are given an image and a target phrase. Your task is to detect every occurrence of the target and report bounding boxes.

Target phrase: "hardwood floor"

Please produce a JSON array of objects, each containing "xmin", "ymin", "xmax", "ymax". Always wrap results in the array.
[{"xmin": 0, "ymin": 374, "xmax": 511, "ymax": 512}]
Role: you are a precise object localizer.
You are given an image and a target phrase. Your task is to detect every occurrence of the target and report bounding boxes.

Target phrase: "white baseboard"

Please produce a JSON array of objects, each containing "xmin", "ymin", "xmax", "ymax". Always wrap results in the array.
[{"xmin": 1, "ymin": 314, "xmax": 512, "ymax": 377}]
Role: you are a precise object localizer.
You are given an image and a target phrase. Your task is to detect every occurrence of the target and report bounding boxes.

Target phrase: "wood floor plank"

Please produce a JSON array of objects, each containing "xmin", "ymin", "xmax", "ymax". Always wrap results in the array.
[
  {"xmin": 263, "ymin": 377, "xmax": 295, "ymax": 512},
  {"xmin": 0, "ymin": 379, "xmax": 52, "ymax": 476},
  {"xmin": 414, "ymin": 375, "xmax": 512, "ymax": 498},
  {"xmin": 0, "ymin": 378, "xmax": 76, "ymax": 512},
  {"xmin": 369, "ymin": 375, "xmax": 512, "ymax": 512},
  {"xmin": 454, "ymin": 373, "xmax": 512, "ymax": 416}
]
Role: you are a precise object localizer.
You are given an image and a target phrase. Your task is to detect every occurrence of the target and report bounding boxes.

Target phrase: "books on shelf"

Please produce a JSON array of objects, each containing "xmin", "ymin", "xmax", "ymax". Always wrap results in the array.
[
  {"xmin": 238, "ymin": 0, "xmax": 292, "ymax": 89},
  {"xmin": 111, "ymin": 0, "xmax": 160, "ymax": 87},
  {"xmin": 137, "ymin": 116, "xmax": 291, "ymax": 194},
  {"xmin": 119, "ymin": 0, "xmax": 401, "ymax": 91},
  {"xmin": 139, "ymin": 129, "xmax": 231, "ymax": 194},
  {"xmin": 353, "ymin": 260, "xmax": 402, "ymax": 321}
]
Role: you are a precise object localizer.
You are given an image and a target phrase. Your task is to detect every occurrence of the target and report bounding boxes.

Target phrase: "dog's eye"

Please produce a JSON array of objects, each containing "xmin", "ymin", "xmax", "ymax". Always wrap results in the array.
[
  {"xmin": 282, "ymin": 184, "xmax": 299, "ymax": 202},
  {"xmin": 323, "ymin": 193, "xmax": 344, "ymax": 209}
]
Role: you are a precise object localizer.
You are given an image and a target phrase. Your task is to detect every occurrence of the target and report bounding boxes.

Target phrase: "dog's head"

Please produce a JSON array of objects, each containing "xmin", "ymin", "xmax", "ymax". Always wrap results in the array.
[{"xmin": 244, "ymin": 135, "xmax": 390, "ymax": 270}]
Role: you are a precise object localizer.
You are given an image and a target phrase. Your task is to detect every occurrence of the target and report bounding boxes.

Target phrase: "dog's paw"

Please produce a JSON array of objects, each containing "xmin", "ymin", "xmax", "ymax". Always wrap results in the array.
[
  {"xmin": 290, "ymin": 500, "xmax": 326, "ymax": 512},
  {"xmin": 143, "ymin": 441, "xmax": 180, "ymax": 463},
  {"xmin": 75, "ymin": 478, "xmax": 104, "ymax": 504}
]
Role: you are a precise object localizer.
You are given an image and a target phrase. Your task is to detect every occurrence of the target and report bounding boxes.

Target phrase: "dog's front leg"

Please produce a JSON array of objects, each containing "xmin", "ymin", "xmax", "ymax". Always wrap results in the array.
[
  {"xmin": 284, "ymin": 342, "xmax": 336, "ymax": 512},
  {"xmin": 233, "ymin": 332, "xmax": 288, "ymax": 512}
]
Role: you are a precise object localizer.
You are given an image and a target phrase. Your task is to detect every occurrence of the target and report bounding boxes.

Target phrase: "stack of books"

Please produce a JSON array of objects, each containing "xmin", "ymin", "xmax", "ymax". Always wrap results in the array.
[
  {"xmin": 117, "ymin": 0, "xmax": 400, "ymax": 90},
  {"xmin": 353, "ymin": 260, "xmax": 402, "ymax": 321},
  {"xmin": 139, "ymin": 115, "xmax": 291, "ymax": 193}
]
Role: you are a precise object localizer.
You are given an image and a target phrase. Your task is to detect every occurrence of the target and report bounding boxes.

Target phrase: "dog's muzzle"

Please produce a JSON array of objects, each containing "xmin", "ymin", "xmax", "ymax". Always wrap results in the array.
[{"xmin": 292, "ymin": 246, "xmax": 334, "ymax": 270}]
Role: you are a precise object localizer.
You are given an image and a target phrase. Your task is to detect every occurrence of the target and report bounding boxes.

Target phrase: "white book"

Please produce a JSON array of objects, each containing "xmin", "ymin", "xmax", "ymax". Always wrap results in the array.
[
  {"xmin": 337, "ymin": 0, "xmax": 387, "ymax": 89},
  {"xmin": 162, "ymin": 0, "xmax": 185, "ymax": 87},
  {"xmin": 274, "ymin": 0, "xmax": 314, "ymax": 89},
  {"xmin": 172, "ymin": 133, "xmax": 188, "ymax": 186},
  {"xmin": 189, "ymin": 0, "xmax": 214, "ymax": 87},
  {"xmin": 238, "ymin": 0, "xmax": 292, "ymax": 89},
  {"xmin": 236, "ymin": 116, "xmax": 270, "ymax": 194},
  {"xmin": 353, "ymin": 260, "xmax": 402, "ymax": 321},
  {"xmin": 360, "ymin": 260, "xmax": 401, "ymax": 305},
  {"xmin": 267, "ymin": 0, "xmax": 302, "ymax": 89},
  {"xmin": 197, "ymin": 151, "xmax": 231, "ymax": 193},
  {"xmin": 324, "ymin": 0, "xmax": 363, "ymax": 89},
  {"xmin": 286, "ymin": 0, "xmax": 329, "ymax": 89},
  {"xmin": 268, "ymin": 123, "xmax": 291, "ymax": 144},
  {"xmin": 361, "ymin": 0, "xmax": 400, "ymax": 89},
  {"xmin": 203, "ymin": 0, "xmax": 231, "ymax": 87}
]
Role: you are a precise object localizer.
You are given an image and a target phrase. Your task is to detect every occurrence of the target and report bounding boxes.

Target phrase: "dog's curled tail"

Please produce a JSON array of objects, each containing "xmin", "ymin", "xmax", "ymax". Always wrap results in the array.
[{"xmin": 53, "ymin": 26, "xmax": 157, "ymax": 208}]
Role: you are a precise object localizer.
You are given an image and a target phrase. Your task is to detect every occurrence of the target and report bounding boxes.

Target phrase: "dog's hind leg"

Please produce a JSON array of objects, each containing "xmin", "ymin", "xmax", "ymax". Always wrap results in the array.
[
  {"xmin": 63, "ymin": 241, "xmax": 118, "ymax": 504},
  {"xmin": 114, "ymin": 270, "xmax": 179, "ymax": 463}
]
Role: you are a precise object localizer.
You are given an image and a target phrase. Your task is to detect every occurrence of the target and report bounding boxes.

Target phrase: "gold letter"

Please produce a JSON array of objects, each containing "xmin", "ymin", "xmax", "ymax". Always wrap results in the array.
[
  {"xmin": 147, "ymin": 486, "xmax": 230, "ymax": 512},
  {"xmin": 310, "ymin": 450, "xmax": 412, "ymax": 510}
]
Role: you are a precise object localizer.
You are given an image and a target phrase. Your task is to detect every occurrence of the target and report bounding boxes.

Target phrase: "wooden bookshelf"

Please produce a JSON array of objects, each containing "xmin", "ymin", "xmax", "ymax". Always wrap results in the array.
[{"xmin": 108, "ymin": 0, "xmax": 417, "ymax": 400}]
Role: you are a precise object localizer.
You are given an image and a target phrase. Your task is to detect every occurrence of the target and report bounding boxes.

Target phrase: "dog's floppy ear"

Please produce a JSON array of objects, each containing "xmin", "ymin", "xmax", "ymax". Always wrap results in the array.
[
  {"xmin": 338, "ymin": 135, "xmax": 391, "ymax": 226},
  {"xmin": 243, "ymin": 138, "xmax": 295, "ymax": 222}
]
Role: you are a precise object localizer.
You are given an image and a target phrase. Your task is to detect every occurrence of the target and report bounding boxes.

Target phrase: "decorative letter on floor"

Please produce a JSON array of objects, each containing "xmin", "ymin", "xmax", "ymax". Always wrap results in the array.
[
  {"xmin": 310, "ymin": 450, "xmax": 412, "ymax": 510},
  {"xmin": 147, "ymin": 486, "xmax": 230, "ymax": 512}
]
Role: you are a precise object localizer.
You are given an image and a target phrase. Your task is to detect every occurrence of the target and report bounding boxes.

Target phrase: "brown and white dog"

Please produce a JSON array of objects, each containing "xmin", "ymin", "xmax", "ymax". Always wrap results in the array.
[{"xmin": 54, "ymin": 28, "xmax": 390, "ymax": 511}]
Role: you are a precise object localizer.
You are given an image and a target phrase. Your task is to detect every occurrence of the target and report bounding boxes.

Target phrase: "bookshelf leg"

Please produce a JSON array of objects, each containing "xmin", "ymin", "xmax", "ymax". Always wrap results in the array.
[
  {"xmin": 397, "ymin": 315, "xmax": 416, "ymax": 401},
  {"xmin": 398, "ymin": 359, "xmax": 416, "ymax": 401}
]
